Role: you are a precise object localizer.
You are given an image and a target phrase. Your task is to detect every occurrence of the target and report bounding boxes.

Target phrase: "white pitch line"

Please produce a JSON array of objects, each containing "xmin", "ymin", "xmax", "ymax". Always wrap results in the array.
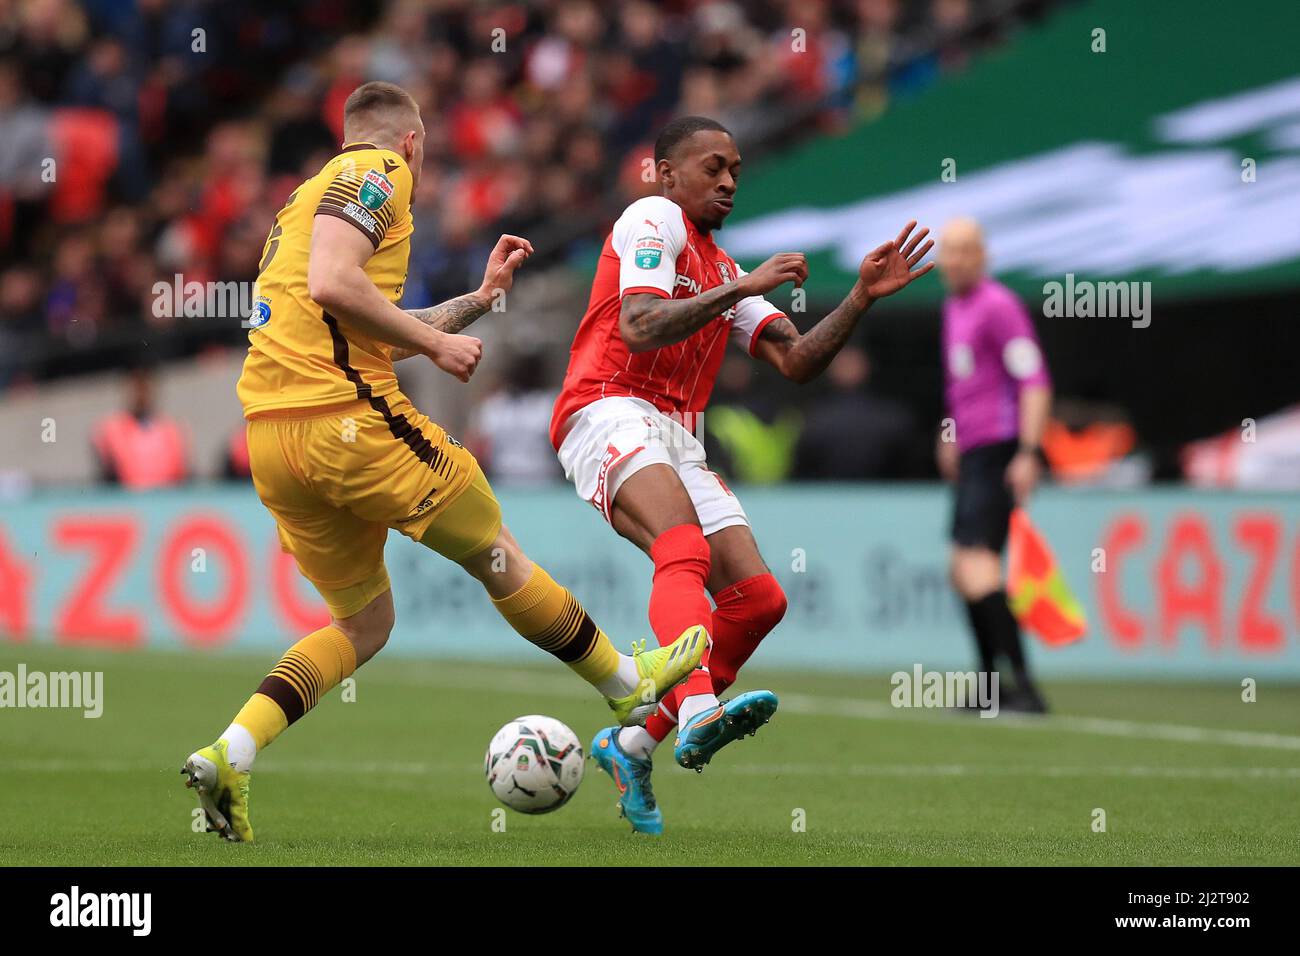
[
  {"xmin": 776, "ymin": 692, "xmax": 1300, "ymax": 752},
  {"xmin": 718, "ymin": 763, "xmax": 1300, "ymax": 780},
  {"xmin": 354, "ymin": 668, "xmax": 1300, "ymax": 753},
  {"xmin": 2, "ymin": 757, "xmax": 470, "ymax": 776},
  {"xmin": 350, "ymin": 667, "xmax": 1300, "ymax": 753},
  {"xmin": 7, "ymin": 757, "xmax": 1300, "ymax": 782},
  {"xmin": 7, "ymin": 660, "xmax": 1298, "ymax": 754}
]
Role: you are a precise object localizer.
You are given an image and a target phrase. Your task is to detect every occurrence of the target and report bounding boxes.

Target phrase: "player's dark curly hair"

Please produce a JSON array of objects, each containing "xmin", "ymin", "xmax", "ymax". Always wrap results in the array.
[{"xmin": 654, "ymin": 116, "xmax": 732, "ymax": 164}]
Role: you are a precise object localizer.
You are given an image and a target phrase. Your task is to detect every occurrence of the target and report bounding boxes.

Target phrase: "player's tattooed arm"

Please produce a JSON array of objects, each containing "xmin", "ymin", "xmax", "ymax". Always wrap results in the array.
[
  {"xmin": 754, "ymin": 304, "xmax": 867, "ymax": 384},
  {"xmin": 390, "ymin": 294, "xmax": 491, "ymax": 361},
  {"xmin": 755, "ymin": 221, "xmax": 935, "ymax": 384},
  {"xmin": 409, "ymin": 294, "xmax": 490, "ymax": 334},
  {"xmin": 391, "ymin": 234, "xmax": 534, "ymax": 361},
  {"xmin": 308, "ymin": 214, "xmax": 481, "ymax": 382},
  {"xmin": 620, "ymin": 284, "xmax": 749, "ymax": 352},
  {"xmin": 620, "ymin": 251, "xmax": 810, "ymax": 352}
]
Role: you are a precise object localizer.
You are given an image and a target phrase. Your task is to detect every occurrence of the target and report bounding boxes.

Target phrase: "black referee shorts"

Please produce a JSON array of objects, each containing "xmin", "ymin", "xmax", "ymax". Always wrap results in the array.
[{"xmin": 950, "ymin": 439, "xmax": 1018, "ymax": 552}]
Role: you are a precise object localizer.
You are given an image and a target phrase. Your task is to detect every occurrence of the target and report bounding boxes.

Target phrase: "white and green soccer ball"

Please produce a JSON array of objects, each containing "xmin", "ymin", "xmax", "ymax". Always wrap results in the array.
[{"xmin": 484, "ymin": 715, "xmax": 584, "ymax": 814}]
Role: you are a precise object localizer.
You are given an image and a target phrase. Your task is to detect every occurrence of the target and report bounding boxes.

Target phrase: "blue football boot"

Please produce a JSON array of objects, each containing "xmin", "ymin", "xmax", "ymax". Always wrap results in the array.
[
  {"xmin": 590, "ymin": 726, "xmax": 663, "ymax": 835},
  {"xmin": 674, "ymin": 690, "xmax": 779, "ymax": 772}
]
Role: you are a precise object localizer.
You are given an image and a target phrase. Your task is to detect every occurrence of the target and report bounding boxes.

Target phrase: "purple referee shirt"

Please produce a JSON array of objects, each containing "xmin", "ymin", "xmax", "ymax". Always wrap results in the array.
[{"xmin": 942, "ymin": 277, "xmax": 1051, "ymax": 453}]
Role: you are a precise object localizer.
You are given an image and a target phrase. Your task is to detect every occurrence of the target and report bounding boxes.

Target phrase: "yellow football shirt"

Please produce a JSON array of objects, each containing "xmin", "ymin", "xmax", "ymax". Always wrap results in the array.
[{"xmin": 237, "ymin": 143, "xmax": 414, "ymax": 418}]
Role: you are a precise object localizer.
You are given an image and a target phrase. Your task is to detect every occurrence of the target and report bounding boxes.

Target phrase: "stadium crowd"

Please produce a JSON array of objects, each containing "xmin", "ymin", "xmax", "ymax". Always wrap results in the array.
[
  {"xmin": 0, "ymin": 0, "xmax": 1024, "ymax": 393},
  {"xmin": 7, "ymin": 0, "xmax": 1283, "ymax": 490}
]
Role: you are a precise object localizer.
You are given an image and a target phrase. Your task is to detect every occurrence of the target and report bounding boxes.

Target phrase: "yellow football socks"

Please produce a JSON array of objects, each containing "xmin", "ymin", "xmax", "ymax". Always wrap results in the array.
[
  {"xmin": 492, "ymin": 564, "xmax": 622, "ymax": 689},
  {"xmin": 231, "ymin": 625, "xmax": 357, "ymax": 751}
]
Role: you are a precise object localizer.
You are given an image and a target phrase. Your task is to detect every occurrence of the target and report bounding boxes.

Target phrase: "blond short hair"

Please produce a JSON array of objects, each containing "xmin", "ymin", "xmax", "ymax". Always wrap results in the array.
[{"xmin": 342, "ymin": 81, "xmax": 419, "ymax": 144}]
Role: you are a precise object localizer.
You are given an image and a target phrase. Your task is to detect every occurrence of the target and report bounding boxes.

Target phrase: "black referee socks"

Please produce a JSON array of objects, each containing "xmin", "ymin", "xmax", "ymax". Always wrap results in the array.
[{"xmin": 964, "ymin": 590, "xmax": 1033, "ymax": 689}]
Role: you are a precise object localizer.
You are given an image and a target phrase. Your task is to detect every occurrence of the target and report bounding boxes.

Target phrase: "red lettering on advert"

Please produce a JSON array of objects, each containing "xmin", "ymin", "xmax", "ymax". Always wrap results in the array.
[
  {"xmin": 1097, "ymin": 514, "xmax": 1146, "ymax": 648},
  {"xmin": 54, "ymin": 516, "xmax": 142, "ymax": 647},
  {"xmin": 0, "ymin": 528, "xmax": 32, "ymax": 640},
  {"xmin": 158, "ymin": 515, "xmax": 248, "ymax": 647},
  {"xmin": 272, "ymin": 539, "xmax": 330, "ymax": 634},
  {"xmin": 1234, "ymin": 514, "xmax": 1283, "ymax": 652},
  {"xmin": 1156, "ymin": 513, "xmax": 1223, "ymax": 649}
]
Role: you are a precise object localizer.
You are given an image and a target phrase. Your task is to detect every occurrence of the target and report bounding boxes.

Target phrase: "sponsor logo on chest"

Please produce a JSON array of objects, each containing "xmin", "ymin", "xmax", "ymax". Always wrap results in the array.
[
  {"xmin": 248, "ymin": 295, "xmax": 272, "ymax": 328},
  {"xmin": 670, "ymin": 259, "xmax": 738, "ymax": 320}
]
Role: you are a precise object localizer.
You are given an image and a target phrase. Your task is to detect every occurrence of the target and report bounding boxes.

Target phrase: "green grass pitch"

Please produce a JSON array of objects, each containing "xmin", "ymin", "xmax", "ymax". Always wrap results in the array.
[{"xmin": 2, "ymin": 644, "xmax": 1299, "ymax": 866}]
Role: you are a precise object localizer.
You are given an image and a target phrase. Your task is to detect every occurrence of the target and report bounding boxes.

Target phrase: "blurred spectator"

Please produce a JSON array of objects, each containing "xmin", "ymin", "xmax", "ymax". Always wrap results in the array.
[
  {"xmin": 468, "ymin": 351, "xmax": 562, "ymax": 486},
  {"xmin": 0, "ymin": 264, "xmax": 44, "ymax": 388},
  {"xmin": 91, "ymin": 365, "xmax": 190, "ymax": 488},
  {"xmin": 706, "ymin": 355, "xmax": 801, "ymax": 484},
  {"xmin": 0, "ymin": 55, "xmax": 53, "ymax": 258},
  {"xmin": 1042, "ymin": 399, "xmax": 1141, "ymax": 485},
  {"xmin": 221, "ymin": 423, "xmax": 252, "ymax": 481},
  {"xmin": 793, "ymin": 345, "xmax": 919, "ymax": 479},
  {"xmin": 265, "ymin": 67, "xmax": 337, "ymax": 177},
  {"xmin": 1182, "ymin": 406, "xmax": 1300, "ymax": 490}
]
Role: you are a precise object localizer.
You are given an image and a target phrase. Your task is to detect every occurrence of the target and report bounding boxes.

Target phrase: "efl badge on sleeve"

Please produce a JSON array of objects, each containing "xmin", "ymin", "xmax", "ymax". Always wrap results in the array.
[{"xmin": 359, "ymin": 169, "xmax": 395, "ymax": 211}]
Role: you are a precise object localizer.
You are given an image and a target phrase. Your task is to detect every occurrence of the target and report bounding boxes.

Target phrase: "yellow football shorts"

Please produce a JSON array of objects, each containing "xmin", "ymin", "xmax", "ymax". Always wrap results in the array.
[{"xmin": 247, "ymin": 391, "xmax": 503, "ymax": 619}]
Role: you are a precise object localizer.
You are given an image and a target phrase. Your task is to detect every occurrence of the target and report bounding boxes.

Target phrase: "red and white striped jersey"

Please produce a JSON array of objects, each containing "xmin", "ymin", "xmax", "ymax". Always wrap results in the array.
[{"xmin": 549, "ymin": 195, "xmax": 785, "ymax": 448}]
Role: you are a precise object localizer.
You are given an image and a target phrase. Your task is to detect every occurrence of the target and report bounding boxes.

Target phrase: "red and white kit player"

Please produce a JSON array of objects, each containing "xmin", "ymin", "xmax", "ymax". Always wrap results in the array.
[{"xmin": 551, "ymin": 116, "xmax": 935, "ymax": 833}]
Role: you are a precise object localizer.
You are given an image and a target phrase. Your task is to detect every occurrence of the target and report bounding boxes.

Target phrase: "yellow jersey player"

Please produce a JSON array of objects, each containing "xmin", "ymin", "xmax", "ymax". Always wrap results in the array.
[{"xmin": 181, "ymin": 82, "xmax": 706, "ymax": 842}]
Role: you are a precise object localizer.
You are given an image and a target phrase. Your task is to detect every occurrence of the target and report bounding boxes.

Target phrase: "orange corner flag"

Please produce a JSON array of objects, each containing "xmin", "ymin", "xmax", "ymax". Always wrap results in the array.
[{"xmin": 1006, "ymin": 508, "xmax": 1086, "ymax": 646}]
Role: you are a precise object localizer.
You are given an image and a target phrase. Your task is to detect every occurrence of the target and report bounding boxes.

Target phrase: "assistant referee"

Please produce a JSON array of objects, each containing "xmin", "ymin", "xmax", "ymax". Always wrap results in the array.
[{"xmin": 936, "ymin": 218, "xmax": 1052, "ymax": 713}]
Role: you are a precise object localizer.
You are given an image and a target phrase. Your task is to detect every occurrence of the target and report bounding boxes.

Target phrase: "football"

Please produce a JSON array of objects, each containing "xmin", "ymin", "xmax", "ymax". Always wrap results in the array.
[{"xmin": 484, "ymin": 715, "xmax": 585, "ymax": 814}]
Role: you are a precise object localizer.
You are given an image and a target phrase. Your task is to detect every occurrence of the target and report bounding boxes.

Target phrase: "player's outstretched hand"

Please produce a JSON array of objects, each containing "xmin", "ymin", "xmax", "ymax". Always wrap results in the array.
[
  {"xmin": 478, "ymin": 234, "xmax": 534, "ymax": 306},
  {"xmin": 741, "ymin": 252, "xmax": 808, "ymax": 296},
  {"xmin": 430, "ymin": 332, "xmax": 483, "ymax": 383},
  {"xmin": 858, "ymin": 221, "xmax": 935, "ymax": 300}
]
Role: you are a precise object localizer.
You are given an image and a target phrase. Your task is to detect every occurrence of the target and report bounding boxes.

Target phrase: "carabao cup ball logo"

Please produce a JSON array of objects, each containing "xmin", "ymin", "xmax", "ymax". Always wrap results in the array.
[{"xmin": 359, "ymin": 169, "xmax": 395, "ymax": 211}]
